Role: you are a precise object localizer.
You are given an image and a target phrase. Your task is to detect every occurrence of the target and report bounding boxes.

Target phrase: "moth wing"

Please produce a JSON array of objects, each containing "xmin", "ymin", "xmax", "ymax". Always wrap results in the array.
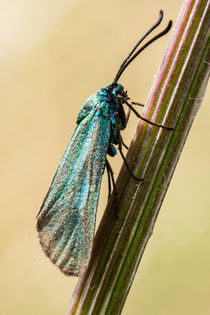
[{"xmin": 37, "ymin": 108, "xmax": 111, "ymax": 276}]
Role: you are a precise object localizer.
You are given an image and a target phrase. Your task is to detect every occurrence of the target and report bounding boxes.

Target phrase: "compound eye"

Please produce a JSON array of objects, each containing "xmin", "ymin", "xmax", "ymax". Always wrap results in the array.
[{"xmin": 114, "ymin": 87, "xmax": 122, "ymax": 95}]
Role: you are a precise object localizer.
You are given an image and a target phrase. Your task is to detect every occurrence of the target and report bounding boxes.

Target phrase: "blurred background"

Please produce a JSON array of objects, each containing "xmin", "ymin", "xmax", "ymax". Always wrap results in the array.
[{"xmin": 1, "ymin": 0, "xmax": 209, "ymax": 314}]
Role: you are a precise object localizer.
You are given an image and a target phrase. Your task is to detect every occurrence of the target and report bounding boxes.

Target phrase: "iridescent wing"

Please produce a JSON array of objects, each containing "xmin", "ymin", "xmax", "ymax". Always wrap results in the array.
[{"xmin": 37, "ymin": 105, "xmax": 111, "ymax": 276}]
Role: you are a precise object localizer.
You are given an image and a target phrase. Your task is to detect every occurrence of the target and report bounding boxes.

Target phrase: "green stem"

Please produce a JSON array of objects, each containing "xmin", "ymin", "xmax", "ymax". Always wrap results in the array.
[{"xmin": 69, "ymin": 0, "xmax": 210, "ymax": 314}]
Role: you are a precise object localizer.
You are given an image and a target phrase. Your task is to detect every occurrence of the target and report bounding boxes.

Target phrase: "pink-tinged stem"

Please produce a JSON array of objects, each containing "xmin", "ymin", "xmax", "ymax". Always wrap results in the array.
[{"xmin": 69, "ymin": 0, "xmax": 210, "ymax": 314}]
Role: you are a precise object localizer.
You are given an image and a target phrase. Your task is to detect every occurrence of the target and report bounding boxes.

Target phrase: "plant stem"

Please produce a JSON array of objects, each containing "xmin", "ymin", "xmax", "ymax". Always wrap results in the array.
[{"xmin": 69, "ymin": 0, "xmax": 210, "ymax": 314}]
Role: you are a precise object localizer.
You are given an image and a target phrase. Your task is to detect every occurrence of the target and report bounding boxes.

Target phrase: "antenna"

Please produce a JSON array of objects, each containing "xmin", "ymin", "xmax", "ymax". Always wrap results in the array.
[{"xmin": 114, "ymin": 10, "xmax": 172, "ymax": 82}]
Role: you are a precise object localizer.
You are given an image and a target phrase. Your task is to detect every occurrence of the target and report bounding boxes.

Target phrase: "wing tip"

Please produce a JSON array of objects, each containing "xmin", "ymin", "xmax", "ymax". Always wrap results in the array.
[{"xmin": 36, "ymin": 227, "xmax": 87, "ymax": 277}]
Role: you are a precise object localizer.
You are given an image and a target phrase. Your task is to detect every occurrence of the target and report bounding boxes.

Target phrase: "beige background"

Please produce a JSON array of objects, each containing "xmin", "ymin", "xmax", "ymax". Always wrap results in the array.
[{"xmin": 1, "ymin": 0, "xmax": 209, "ymax": 314}]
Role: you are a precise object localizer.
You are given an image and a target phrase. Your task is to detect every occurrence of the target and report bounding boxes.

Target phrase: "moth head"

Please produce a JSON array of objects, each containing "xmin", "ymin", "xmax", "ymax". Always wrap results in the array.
[{"xmin": 106, "ymin": 82, "xmax": 127, "ymax": 100}]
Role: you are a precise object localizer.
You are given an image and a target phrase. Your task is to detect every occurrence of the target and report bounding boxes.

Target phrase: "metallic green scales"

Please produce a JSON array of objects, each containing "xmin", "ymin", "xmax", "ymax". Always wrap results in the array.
[{"xmin": 36, "ymin": 83, "xmax": 126, "ymax": 276}]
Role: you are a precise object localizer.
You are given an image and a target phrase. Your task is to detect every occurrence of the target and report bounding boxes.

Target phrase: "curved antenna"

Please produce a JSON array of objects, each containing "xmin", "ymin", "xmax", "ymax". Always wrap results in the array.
[
  {"xmin": 114, "ymin": 15, "xmax": 172, "ymax": 82},
  {"xmin": 114, "ymin": 10, "xmax": 164, "ymax": 83}
]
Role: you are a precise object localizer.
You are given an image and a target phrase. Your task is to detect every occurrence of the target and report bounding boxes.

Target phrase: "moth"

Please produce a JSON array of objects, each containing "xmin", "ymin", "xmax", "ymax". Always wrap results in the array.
[{"xmin": 37, "ymin": 10, "xmax": 172, "ymax": 276}]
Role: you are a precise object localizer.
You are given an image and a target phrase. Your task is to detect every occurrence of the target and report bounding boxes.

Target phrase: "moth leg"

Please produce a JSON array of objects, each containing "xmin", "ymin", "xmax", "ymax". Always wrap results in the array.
[
  {"xmin": 119, "ymin": 149, "xmax": 143, "ymax": 181},
  {"xmin": 131, "ymin": 101, "xmax": 144, "ymax": 107},
  {"xmin": 119, "ymin": 95, "xmax": 173, "ymax": 130},
  {"xmin": 106, "ymin": 159, "xmax": 118, "ymax": 197},
  {"xmin": 122, "ymin": 140, "xmax": 128, "ymax": 150},
  {"xmin": 117, "ymin": 97, "xmax": 135, "ymax": 149},
  {"xmin": 105, "ymin": 159, "xmax": 112, "ymax": 200},
  {"xmin": 105, "ymin": 159, "xmax": 119, "ymax": 218},
  {"xmin": 125, "ymin": 100, "xmax": 144, "ymax": 124},
  {"xmin": 114, "ymin": 112, "xmax": 143, "ymax": 182},
  {"xmin": 125, "ymin": 107, "xmax": 131, "ymax": 124},
  {"xmin": 117, "ymin": 96, "xmax": 129, "ymax": 147}
]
